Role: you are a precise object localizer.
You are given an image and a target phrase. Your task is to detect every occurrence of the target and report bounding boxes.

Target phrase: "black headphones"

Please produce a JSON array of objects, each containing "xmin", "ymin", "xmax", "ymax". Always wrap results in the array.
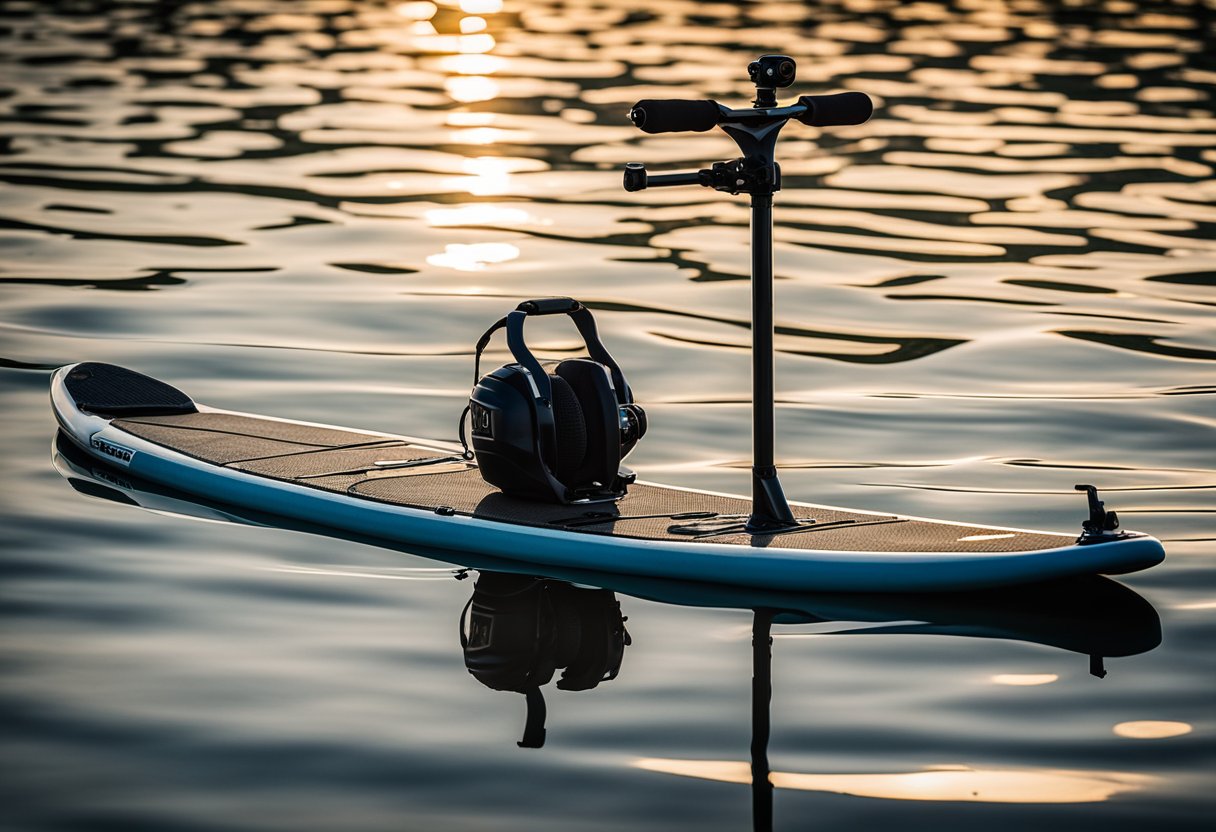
[{"xmin": 460, "ymin": 298, "xmax": 647, "ymax": 504}]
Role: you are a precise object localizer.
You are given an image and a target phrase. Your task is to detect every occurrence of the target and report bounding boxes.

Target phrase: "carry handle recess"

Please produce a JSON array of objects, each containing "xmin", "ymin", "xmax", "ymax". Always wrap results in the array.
[
  {"xmin": 629, "ymin": 99, "xmax": 720, "ymax": 134},
  {"xmin": 516, "ymin": 297, "xmax": 584, "ymax": 316},
  {"xmin": 795, "ymin": 92, "xmax": 873, "ymax": 127}
]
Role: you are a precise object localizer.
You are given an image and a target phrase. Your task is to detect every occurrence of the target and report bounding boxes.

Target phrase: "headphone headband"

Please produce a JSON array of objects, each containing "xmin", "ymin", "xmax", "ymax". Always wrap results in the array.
[{"xmin": 471, "ymin": 299, "xmax": 632, "ymax": 404}]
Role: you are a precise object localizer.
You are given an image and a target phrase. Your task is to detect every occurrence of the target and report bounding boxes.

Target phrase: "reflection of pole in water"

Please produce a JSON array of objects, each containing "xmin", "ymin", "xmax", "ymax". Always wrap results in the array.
[
  {"xmin": 740, "ymin": 595, "xmax": 1129, "ymax": 828},
  {"xmin": 751, "ymin": 609, "xmax": 774, "ymax": 832}
]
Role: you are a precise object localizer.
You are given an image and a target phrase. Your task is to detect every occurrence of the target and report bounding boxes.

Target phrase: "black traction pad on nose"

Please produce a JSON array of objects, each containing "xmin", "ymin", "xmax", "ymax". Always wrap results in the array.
[{"xmin": 63, "ymin": 362, "xmax": 197, "ymax": 416}]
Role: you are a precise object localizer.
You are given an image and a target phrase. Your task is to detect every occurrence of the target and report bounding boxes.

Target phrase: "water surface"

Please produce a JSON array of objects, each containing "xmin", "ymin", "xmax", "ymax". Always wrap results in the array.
[{"xmin": 1, "ymin": 1, "xmax": 1213, "ymax": 829}]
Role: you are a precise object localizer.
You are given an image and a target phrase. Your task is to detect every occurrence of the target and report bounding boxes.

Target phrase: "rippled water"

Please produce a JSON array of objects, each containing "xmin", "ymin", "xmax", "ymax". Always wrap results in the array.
[{"xmin": 2, "ymin": 0, "xmax": 1214, "ymax": 829}]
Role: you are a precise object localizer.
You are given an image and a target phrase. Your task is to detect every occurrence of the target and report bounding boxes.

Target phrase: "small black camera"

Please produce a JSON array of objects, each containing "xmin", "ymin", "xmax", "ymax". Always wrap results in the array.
[{"xmin": 748, "ymin": 55, "xmax": 797, "ymax": 89}]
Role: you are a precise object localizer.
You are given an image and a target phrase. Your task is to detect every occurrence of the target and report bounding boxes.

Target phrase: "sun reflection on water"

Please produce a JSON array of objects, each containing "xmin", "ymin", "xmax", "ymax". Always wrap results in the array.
[
  {"xmin": 635, "ymin": 759, "xmax": 1156, "ymax": 804},
  {"xmin": 1113, "ymin": 721, "xmax": 1193, "ymax": 739},
  {"xmin": 426, "ymin": 242, "xmax": 521, "ymax": 271},
  {"xmin": 446, "ymin": 75, "xmax": 500, "ymax": 102},
  {"xmin": 451, "ymin": 126, "xmax": 511, "ymax": 146},
  {"xmin": 447, "ymin": 112, "xmax": 496, "ymax": 126},
  {"xmin": 1, "ymin": 0, "xmax": 1213, "ymax": 826},
  {"xmin": 436, "ymin": 53, "xmax": 506, "ymax": 74},
  {"xmin": 394, "ymin": 1, "xmax": 437, "ymax": 19},
  {"xmin": 990, "ymin": 673, "xmax": 1059, "ymax": 686},
  {"xmin": 424, "ymin": 205, "xmax": 535, "ymax": 228},
  {"xmin": 457, "ymin": 0, "xmax": 503, "ymax": 12}
]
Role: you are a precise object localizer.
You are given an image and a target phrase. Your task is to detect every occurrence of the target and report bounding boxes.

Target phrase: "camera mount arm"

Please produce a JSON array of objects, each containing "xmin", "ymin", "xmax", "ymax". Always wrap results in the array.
[{"xmin": 623, "ymin": 161, "xmax": 772, "ymax": 196}]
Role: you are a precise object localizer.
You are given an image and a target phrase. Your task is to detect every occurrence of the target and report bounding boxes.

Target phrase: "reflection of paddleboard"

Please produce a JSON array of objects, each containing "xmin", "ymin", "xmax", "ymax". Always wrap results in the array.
[{"xmin": 51, "ymin": 362, "xmax": 1165, "ymax": 593}]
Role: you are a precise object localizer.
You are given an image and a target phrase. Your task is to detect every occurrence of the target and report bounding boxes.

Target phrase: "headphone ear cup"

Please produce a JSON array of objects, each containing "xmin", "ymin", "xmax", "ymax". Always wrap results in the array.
[
  {"xmin": 547, "ymin": 374, "xmax": 587, "ymax": 484},
  {"xmin": 555, "ymin": 359, "xmax": 620, "ymax": 487},
  {"xmin": 462, "ymin": 575, "xmax": 558, "ymax": 691},
  {"xmin": 617, "ymin": 398, "xmax": 646, "ymax": 457},
  {"xmin": 556, "ymin": 591, "xmax": 629, "ymax": 692},
  {"xmin": 631, "ymin": 404, "xmax": 647, "ymax": 439}
]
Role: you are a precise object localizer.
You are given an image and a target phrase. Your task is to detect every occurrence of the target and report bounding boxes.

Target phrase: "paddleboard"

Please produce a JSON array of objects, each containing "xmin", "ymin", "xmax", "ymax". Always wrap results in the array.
[{"xmin": 50, "ymin": 362, "xmax": 1165, "ymax": 592}]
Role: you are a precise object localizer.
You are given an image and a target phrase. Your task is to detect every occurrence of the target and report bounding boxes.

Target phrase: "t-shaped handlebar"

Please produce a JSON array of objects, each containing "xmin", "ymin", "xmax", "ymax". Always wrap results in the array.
[{"xmin": 629, "ymin": 92, "xmax": 872, "ymax": 134}]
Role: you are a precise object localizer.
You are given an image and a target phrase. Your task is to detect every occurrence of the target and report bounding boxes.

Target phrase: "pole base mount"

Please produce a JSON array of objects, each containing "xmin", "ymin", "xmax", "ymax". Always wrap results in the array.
[
  {"xmin": 744, "ymin": 516, "xmax": 812, "ymax": 535},
  {"xmin": 747, "ymin": 466, "xmax": 799, "ymax": 534}
]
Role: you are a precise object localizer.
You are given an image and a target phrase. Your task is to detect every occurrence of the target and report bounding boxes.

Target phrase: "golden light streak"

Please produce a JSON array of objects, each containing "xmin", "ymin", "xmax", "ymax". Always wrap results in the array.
[
  {"xmin": 1113, "ymin": 721, "xmax": 1192, "ymax": 739},
  {"xmin": 459, "ymin": 0, "xmax": 503, "ymax": 12},
  {"xmin": 991, "ymin": 674, "xmax": 1059, "ymax": 686},
  {"xmin": 394, "ymin": 1, "xmax": 437, "ymax": 19},
  {"xmin": 458, "ymin": 33, "xmax": 495, "ymax": 53},
  {"xmin": 424, "ymin": 204, "xmax": 533, "ymax": 227},
  {"xmin": 426, "ymin": 242, "xmax": 520, "ymax": 271},
  {"xmin": 447, "ymin": 112, "xmax": 496, "ymax": 126},
  {"xmin": 451, "ymin": 126, "xmax": 509, "ymax": 145},
  {"xmin": 635, "ymin": 759, "xmax": 1156, "ymax": 804},
  {"xmin": 437, "ymin": 54, "xmax": 506, "ymax": 74},
  {"xmin": 446, "ymin": 76, "xmax": 500, "ymax": 102}
]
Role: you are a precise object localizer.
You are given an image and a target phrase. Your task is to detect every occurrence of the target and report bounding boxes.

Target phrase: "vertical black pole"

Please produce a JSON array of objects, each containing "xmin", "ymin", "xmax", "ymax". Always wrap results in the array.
[
  {"xmin": 747, "ymin": 194, "xmax": 796, "ymax": 531},
  {"xmin": 751, "ymin": 609, "xmax": 774, "ymax": 832},
  {"xmin": 751, "ymin": 194, "xmax": 775, "ymax": 478}
]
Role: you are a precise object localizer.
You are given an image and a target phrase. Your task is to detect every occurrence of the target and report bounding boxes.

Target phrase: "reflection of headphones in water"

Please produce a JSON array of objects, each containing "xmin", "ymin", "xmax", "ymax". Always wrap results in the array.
[
  {"xmin": 459, "ymin": 572, "xmax": 631, "ymax": 748},
  {"xmin": 460, "ymin": 298, "xmax": 647, "ymax": 504}
]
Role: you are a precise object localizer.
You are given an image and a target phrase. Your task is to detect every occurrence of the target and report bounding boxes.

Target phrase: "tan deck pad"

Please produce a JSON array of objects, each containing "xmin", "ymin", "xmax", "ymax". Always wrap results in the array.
[
  {"xmin": 112, "ymin": 412, "xmax": 1075, "ymax": 553},
  {"xmin": 231, "ymin": 443, "xmax": 419, "ymax": 479},
  {"xmin": 120, "ymin": 412, "xmax": 384, "ymax": 448}
]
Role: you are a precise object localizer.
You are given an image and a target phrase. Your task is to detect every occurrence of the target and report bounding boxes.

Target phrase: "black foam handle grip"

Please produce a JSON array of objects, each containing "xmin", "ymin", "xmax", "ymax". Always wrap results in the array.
[
  {"xmin": 630, "ymin": 99, "xmax": 720, "ymax": 134},
  {"xmin": 796, "ymin": 92, "xmax": 873, "ymax": 127},
  {"xmin": 517, "ymin": 297, "xmax": 583, "ymax": 315}
]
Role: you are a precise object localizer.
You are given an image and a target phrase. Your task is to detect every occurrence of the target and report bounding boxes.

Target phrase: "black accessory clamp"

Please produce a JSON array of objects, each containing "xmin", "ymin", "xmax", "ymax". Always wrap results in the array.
[{"xmin": 1075, "ymin": 484, "xmax": 1126, "ymax": 542}]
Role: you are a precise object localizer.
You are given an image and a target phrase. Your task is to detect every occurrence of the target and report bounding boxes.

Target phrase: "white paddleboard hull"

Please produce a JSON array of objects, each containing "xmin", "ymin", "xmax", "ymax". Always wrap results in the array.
[{"xmin": 51, "ymin": 364, "xmax": 1165, "ymax": 592}]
